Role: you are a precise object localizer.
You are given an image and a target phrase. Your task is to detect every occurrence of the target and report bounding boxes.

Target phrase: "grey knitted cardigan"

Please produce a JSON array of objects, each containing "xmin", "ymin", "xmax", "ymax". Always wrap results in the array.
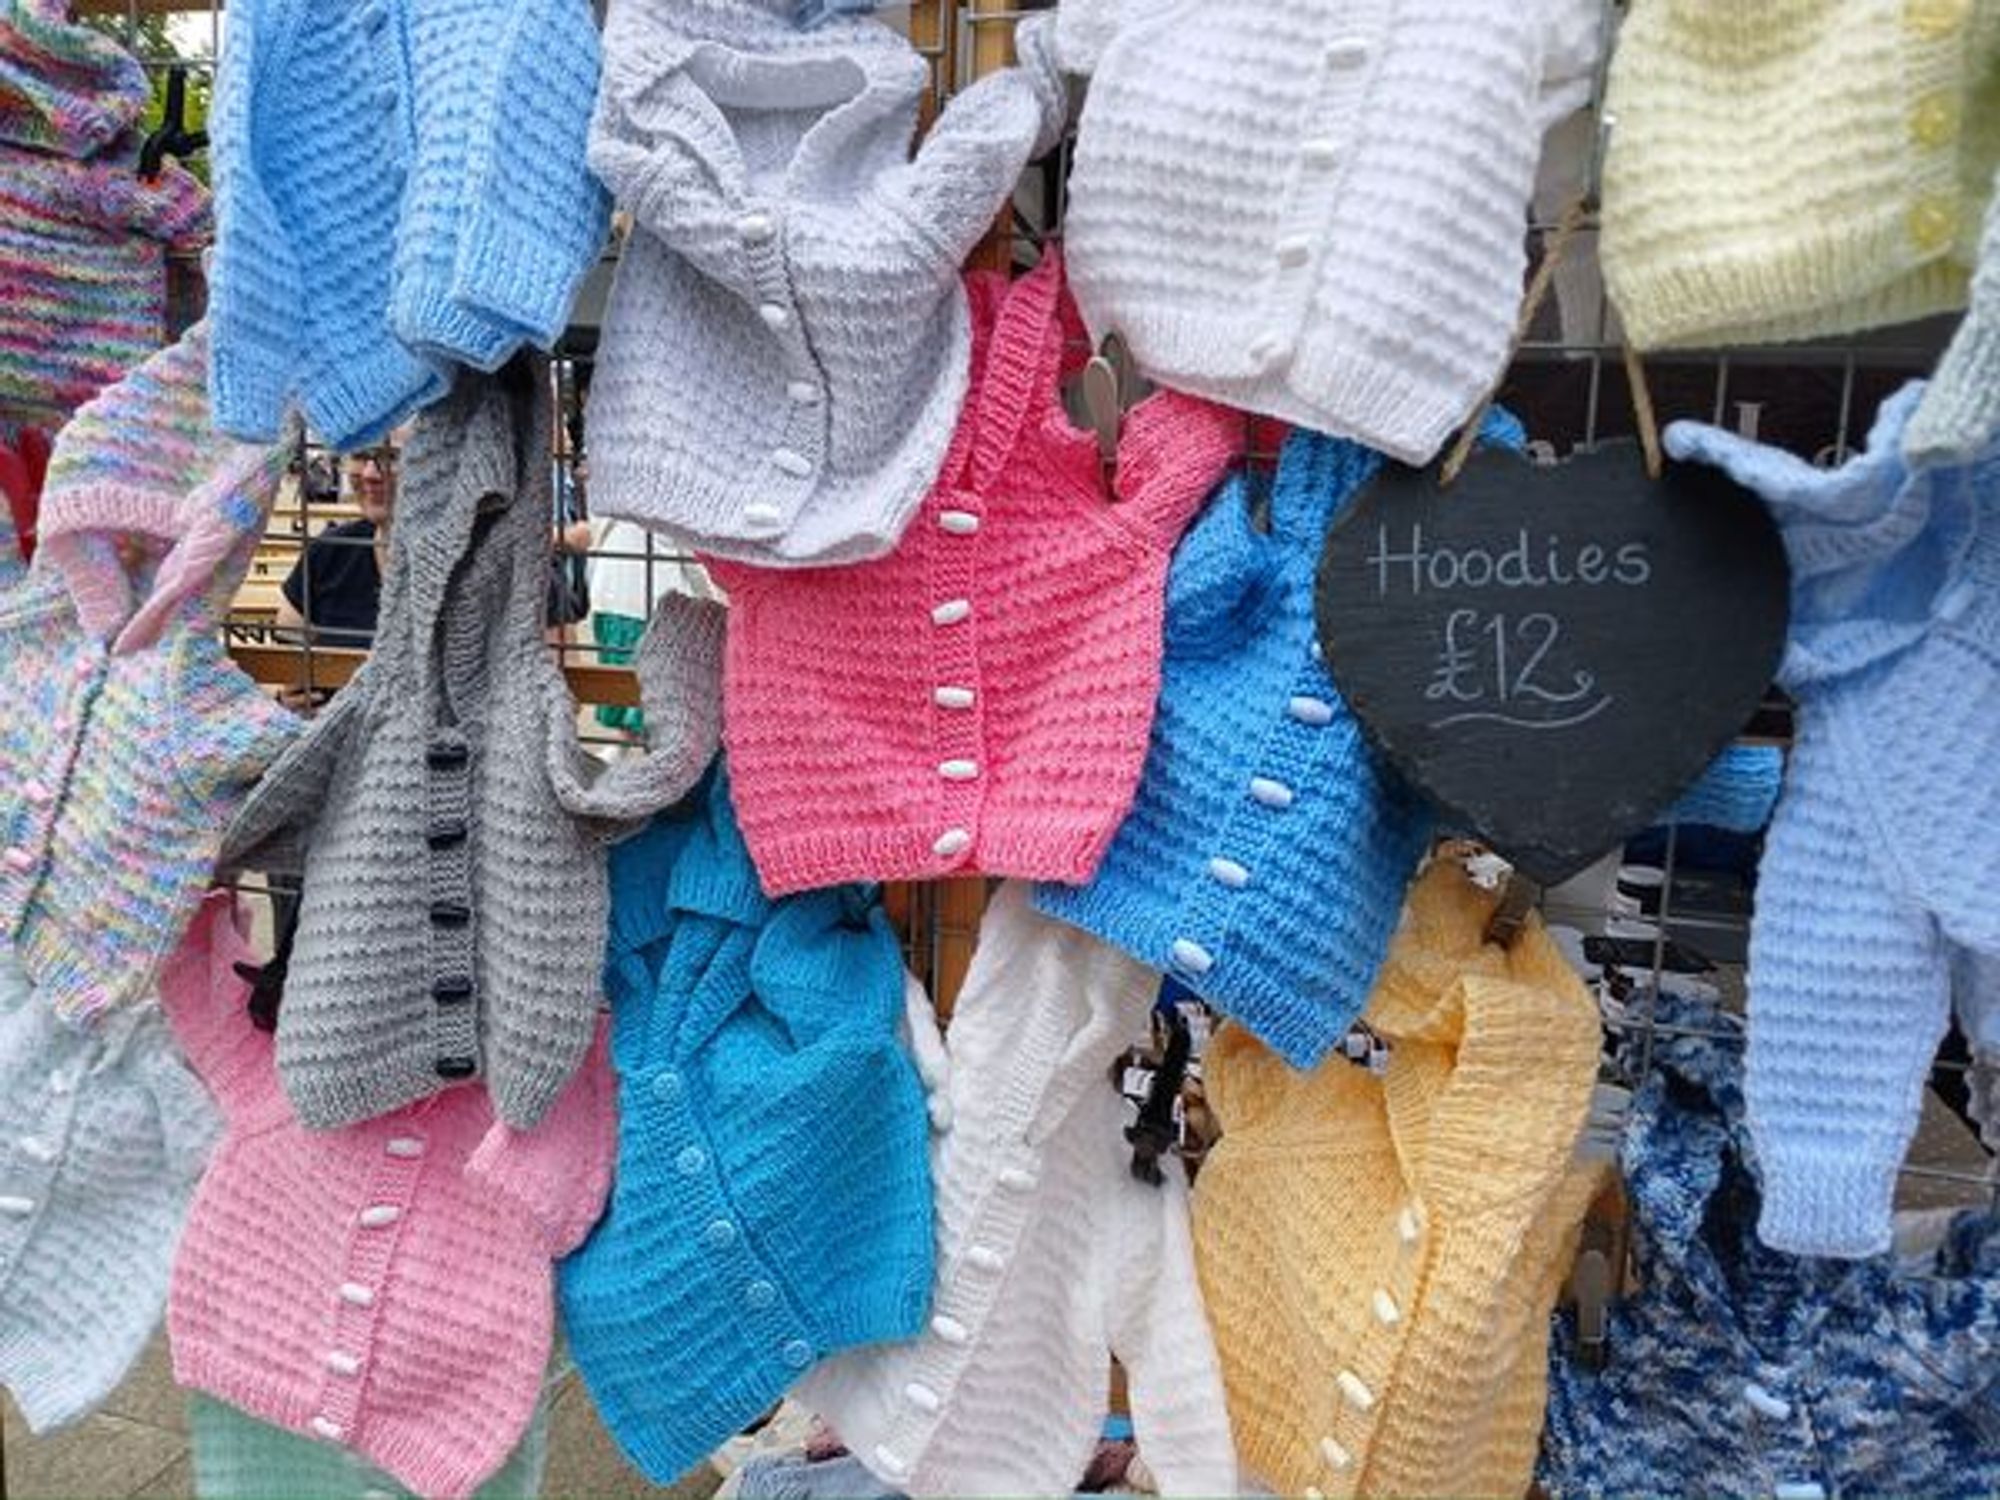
[{"xmin": 223, "ymin": 359, "xmax": 724, "ymax": 1131}]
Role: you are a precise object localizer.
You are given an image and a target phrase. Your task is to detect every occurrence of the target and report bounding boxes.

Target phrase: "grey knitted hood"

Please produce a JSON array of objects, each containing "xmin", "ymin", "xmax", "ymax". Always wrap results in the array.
[{"xmin": 223, "ymin": 358, "xmax": 724, "ymax": 1130}]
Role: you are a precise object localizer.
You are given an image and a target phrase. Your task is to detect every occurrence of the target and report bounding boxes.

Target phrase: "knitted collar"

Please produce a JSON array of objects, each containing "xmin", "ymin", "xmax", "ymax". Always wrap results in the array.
[{"xmin": 35, "ymin": 324, "xmax": 292, "ymax": 653}]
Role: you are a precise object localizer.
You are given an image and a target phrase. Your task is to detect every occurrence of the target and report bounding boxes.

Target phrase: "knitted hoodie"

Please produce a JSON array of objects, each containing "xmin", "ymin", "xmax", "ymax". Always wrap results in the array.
[
  {"xmin": 164, "ymin": 896, "xmax": 616, "ymax": 1500},
  {"xmin": 799, "ymin": 883, "xmax": 1239, "ymax": 1499},
  {"xmin": 1053, "ymin": 0, "xmax": 1602, "ymax": 465},
  {"xmin": 584, "ymin": 0, "xmax": 1067, "ymax": 566},
  {"xmin": 222, "ymin": 360, "xmax": 723, "ymax": 1132},
  {"xmin": 1193, "ymin": 856, "xmax": 1605, "ymax": 1500},
  {"xmin": 1035, "ymin": 421, "xmax": 1524, "ymax": 1069},
  {"xmin": 1601, "ymin": 0, "xmax": 2000, "ymax": 350},
  {"xmin": 559, "ymin": 774, "xmax": 934, "ymax": 1486},
  {"xmin": 0, "ymin": 325, "xmax": 299, "ymax": 1023},
  {"xmin": 0, "ymin": 931, "xmax": 218, "ymax": 1435},
  {"xmin": 709, "ymin": 252, "xmax": 1242, "ymax": 896},
  {"xmin": 208, "ymin": 0, "xmax": 609, "ymax": 447},
  {"xmin": 1665, "ymin": 382, "xmax": 2000, "ymax": 1258}
]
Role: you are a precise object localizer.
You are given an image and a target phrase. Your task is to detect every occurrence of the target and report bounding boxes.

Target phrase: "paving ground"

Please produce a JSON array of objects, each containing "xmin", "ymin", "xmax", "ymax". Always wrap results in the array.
[{"xmin": 2, "ymin": 1336, "xmax": 716, "ymax": 1500}]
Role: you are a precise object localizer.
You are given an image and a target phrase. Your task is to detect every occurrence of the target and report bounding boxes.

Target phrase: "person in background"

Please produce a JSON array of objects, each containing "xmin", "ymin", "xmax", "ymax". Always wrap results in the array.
[{"xmin": 274, "ymin": 439, "xmax": 395, "ymax": 674}]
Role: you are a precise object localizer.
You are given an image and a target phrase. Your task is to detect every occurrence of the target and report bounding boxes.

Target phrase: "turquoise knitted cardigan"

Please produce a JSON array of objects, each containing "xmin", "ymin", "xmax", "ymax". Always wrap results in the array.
[
  {"xmin": 208, "ymin": 0, "xmax": 608, "ymax": 447},
  {"xmin": 1666, "ymin": 381, "xmax": 2000, "ymax": 1259},
  {"xmin": 559, "ymin": 772, "xmax": 933, "ymax": 1485}
]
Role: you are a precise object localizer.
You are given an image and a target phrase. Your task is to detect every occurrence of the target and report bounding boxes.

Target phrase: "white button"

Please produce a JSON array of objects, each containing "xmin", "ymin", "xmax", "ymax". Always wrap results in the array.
[
  {"xmin": 0, "ymin": 1196, "xmax": 34, "ymax": 1216},
  {"xmin": 1371, "ymin": 1288, "xmax": 1400, "ymax": 1326},
  {"xmin": 1170, "ymin": 938, "xmax": 1215, "ymax": 974},
  {"xmin": 1397, "ymin": 1205, "xmax": 1423, "ymax": 1244},
  {"xmin": 931, "ymin": 599, "xmax": 971, "ymax": 626},
  {"xmin": 1247, "ymin": 333, "xmax": 1285, "ymax": 370},
  {"xmin": 938, "ymin": 509, "xmax": 980, "ymax": 535},
  {"xmin": 1301, "ymin": 137, "xmax": 1341, "ymax": 168},
  {"xmin": 21, "ymin": 780, "xmax": 50, "ymax": 806},
  {"xmin": 310, "ymin": 1416, "xmax": 344, "ymax": 1441},
  {"xmin": 786, "ymin": 381, "xmax": 819, "ymax": 405},
  {"xmin": 1325, "ymin": 36, "xmax": 1370, "ymax": 67},
  {"xmin": 676, "ymin": 1145, "xmax": 707, "ymax": 1175},
  {"xmin": 933, "ymin": 828, "xmax": 972, "ymax": 858},
  {"xmin": 738, "ymin": 212, "xmax": 775, "ymax": 243},
  {"xmin": 758, "ymin": 303, "xmax": 791, "ymax": 331},
  {"xmin": 1207, "ymin": 857, "xmax": 1250, "ymax": 889},
  {"xmin": 1744, "ymin": 1382, "xmax": 1793, "ymax": 1421},
  {"xmin": 1336, "ymin": 1370, "xmax": 1375, "ymax": 1412},
  {"xmin": 3, "ymin": 848, "xmax": 32, "ymax": 873},
  {"xmin": 384, "ymin": 1137, "xmax": 425, "ymax": 1159},
  {"xmin": 938, "ymin": 759, "xmax": 979, "ymax": 782},
  {"xmin": 933, "ymin": 686, "xmax": 975, "ymax": 710},
  {"xmin": 965, "ymin": 1246, "xmax": 1005, "ymax": 1272},
  {"xmin": 1289, "ymin": 695, "xmax": 1336, "ymax": 726},
  {"xmin": 15, "ymin": 1136, "xmax": 55, "ymax": 1164},
  {"xmin": 874, "ymin": 1447, "xmax": 911, "ymax": 1479},
  {"xmin": 703, "ymin": 1218, "xmax": 737, "ymax": 1250},
  {"xmin": 46, "ymin": 1071, "xmax": 72, "ymax": 1097},
  {"xmin": 744, "ymin": 502, "xmax": 784, "ymax": 528},
  {"xmin": 998, "ymin": 1166, "xmax": 1037, "ymax": 1191},
  {"xmin": 930, "ymin": 1314, "xmax": 969, "ymax": 1345},
  {"xmin": 360, "ymin": 1491, "xmax": 395, "ymax": 1500},
  {"xmin": 1774, "ymin": 1485, "xmax": 1826, "ymax": 1500},
  {"xmin": 358, "ymin": 1205, "xmax": 400, "ymax": 1229},
  {"xmin": 771, "ymin": 448, "xmax": 812, "ymax": 478},
  {"xmin": 1311, "ymin": 639, "xmax": 1325, "ymax": 662},
  {"xmin": 1276, "ymin": 235, "xmax": 1312, "ymax": 268},
  {"xmin": 325, "ymin": 1350, "xmax": 362, "ymax": 1376},
  {"xmin": 904, "ymin": 1381, "xmax": 942, "ymax": 1413},
  {"xmin": 1249, "ymin": 777, "xmax": 1296, "ymax": 809},
  {"xmin": 338, "ymin": 1282, "xmax": 375, "ymax": 1307},
  {"xmin": 1319, "ymin": 1435, "xmax": 1353, "ymax": 1470}
]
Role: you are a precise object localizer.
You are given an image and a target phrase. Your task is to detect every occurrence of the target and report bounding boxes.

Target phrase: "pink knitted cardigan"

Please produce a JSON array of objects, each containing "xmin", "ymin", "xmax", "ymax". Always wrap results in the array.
[
  {"xmin": 161, "ymin": 894, "xmax": 615, "ymax": 1500},
  {"xmin": 707, "ymin": 251, "xmax": 1242, "ymax": 896}
]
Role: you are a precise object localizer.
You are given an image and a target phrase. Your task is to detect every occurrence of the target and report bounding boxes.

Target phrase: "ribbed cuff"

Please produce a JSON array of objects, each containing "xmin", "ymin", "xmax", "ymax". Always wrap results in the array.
[
  {"xmin": 300, "ymin": 342, "xmax": 447, "ymax": 453},
  {"xmin": 1754, "ymin": 1142, "xmax": 1900, "ymax": 1260},
  {"xmin": 391, "ymin": 279, "xmax": 519, "ymax": 373},
  {"xmin": 451, "ymin": 199, "xmax": 608, "ymax": 352}
]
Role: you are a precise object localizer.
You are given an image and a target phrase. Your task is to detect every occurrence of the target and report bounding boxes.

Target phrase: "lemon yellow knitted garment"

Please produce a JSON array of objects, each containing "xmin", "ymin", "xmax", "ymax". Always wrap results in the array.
[
  {"xmin": 1601, "ymin": 0, "xmax": 2000, "ymax": 350},
  {"xmin": 1192, "ymin": 858, "xmax": 1606, "ymax": 1500}
]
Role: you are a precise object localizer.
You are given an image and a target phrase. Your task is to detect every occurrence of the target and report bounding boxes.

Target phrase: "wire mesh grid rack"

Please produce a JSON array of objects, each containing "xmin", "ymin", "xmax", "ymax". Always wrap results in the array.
[{"xmin": 81, "ymin": 0, "xmax": 1997, "ymax": 1207}]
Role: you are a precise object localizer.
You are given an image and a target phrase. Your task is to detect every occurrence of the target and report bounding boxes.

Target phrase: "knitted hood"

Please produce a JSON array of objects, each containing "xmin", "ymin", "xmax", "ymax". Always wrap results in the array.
[
  {"xmin": 710, "ymin": 251, "xmax": 1242, "ymax": 895},
  {"xmin": 0, "ymin": 0, "xmax": 149, "ymax": 156},
  {"xmin": 222, "ymin": 359, "xmax": 723, "ymax": 1130},
  {"xmin": 584, "ymin": 0, "xmax": 1065, "ymax": 565},
  {"xmin": 1192, "ymin": 856, "xmax": 1605, "ymax": 1499},
  {"xmin": 560, "ymin": 772, "xmax": 934, "ymax": 1487}
]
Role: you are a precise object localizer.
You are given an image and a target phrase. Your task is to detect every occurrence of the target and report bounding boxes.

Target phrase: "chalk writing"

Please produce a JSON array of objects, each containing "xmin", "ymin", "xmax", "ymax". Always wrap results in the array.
[
  {"xmin": 1423, "ymin": 609, "xmax": 1613, "ymax": 732},
  {"xmin": 1368, "ymin": 524, "xmax": 1652, "ymax": 598}
]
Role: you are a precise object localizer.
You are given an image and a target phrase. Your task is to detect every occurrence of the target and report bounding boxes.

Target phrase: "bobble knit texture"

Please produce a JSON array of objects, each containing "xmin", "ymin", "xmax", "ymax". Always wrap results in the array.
[
  {"xmin": 1037, "ymin": 416, "xmax": 1528, "ymax": 1070},
  {"xmin": 1053, "ymin": 0, "xmax": 1601, "ymax": 465},
  {"xmin": 0, "ymin": 936, "xmax": 218, "ymax": 1435},
  {"xmin": 585, "ymin": 0, "xmax": 1067, "ymax": 566},
  {"xmin": 223, "ymin": 362, "xmax": 723, "ymax": 1131},
  {"xmin": 710, "ymin": 254, "xmax": 1241, "ymax": 896},
  {"xmin": 560, "ymin": 776, "xmax": 934, "ymax": 1487},
  {"xmin": 800, "ymin": 884, "xmax": 1239, "ymax": 1499},
  {"xmin": 0, "ymin": 326, "xmax": 299, "ymax": 1023},
  {"xmin": 1194, "ymin": 858, "xmax": 1606, "ymax": 1500},
  {"xmin": 165, "ymin": 895, "xmax": 616, "ymax": 1500},
  {"xmin": 208, "ymin": 0, "xmax": 609, "ymax": 447},
  {"xmin": 1601, "ymin": 0, "xmax": 2000, "ymax": 351},
  {"xmin": 1666, "ymin": 382, "xmax": 2000, "ymax": 1259}
]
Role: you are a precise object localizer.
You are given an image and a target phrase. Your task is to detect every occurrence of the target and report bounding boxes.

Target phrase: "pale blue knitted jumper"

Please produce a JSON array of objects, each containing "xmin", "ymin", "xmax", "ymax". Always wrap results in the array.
[
  {"xmin": 208, "ymin": 0, "xmax": 608, "ymax": 447},
  {"xmin": 1666, "ymin": 381, "xmax": 2000, "ymax": 1260}
]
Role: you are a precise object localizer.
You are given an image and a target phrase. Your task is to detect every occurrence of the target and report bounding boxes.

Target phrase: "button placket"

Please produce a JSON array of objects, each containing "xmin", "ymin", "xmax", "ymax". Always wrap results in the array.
[
  {"xmin": 740, "ymin": 227, "xmax": 827, "ymax": 532},
  {"xmin": 3, "ymin": 660, "xmax": 98, "ymax": 911},
  {"xmin": 424, "ymin": 736, "xmax": 478, "ymax": 1082},
  {"xmin": 925, "ymin": 493, "xmax": 987, "ymax": 871},
  {"xmin": 314, "ymin": 1141, "xmax": 427, "ymax": 1441}
]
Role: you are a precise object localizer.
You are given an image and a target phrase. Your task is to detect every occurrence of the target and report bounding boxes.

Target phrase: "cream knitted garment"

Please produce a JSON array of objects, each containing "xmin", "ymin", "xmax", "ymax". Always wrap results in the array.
[
  {"xmin": 1055, "ymin": 0, "xmax": 1601, "ymax": 465},
  {"xmin": 1601, "ymin": 0, "xmax": 2000, "ymax": 351}
]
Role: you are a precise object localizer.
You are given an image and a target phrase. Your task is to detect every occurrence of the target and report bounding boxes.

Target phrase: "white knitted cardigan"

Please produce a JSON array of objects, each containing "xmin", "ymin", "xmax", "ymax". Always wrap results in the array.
[
  {"xmin": 1056, "ymin": 0, "xmax": 1602, "ymax": 465},
  {"xmin": 798, "ymin": 883, "xmax": 1239, "ymax": 1499},
  {"xmin": 585, "ymin": 0, "xmax": 1066, "ymax": 567}
]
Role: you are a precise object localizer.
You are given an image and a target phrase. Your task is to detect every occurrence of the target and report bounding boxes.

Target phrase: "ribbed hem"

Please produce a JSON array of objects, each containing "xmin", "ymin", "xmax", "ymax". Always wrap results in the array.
[
  {"xmin": 0, "ymin": 1313, "xmax": 145, "ymax": 1433},
  {"xmin": 390, "ymin": 280, "xmax": 519, "ymax": 373},
  {"xmin": 742, "ymin": 819, "xmax": 1115, "ymax": 898},
  {"xmin": 206, "ymin": 335, "xmax": 294, "ymax": 444},
  {"xmin": 1906, "ymin": 309, "xmax": 2000, "ymax": 464},
  {"xmin": 299, "ymin": 342, "xmax": 448, "ymax": 454},
  {"xmin": 451, "ymin": 202, "xmax": 608, "ymax": 353},
  {"xmin": 1753, "ymin": 1142, "xmax": 1900, "ymax": 1260}
]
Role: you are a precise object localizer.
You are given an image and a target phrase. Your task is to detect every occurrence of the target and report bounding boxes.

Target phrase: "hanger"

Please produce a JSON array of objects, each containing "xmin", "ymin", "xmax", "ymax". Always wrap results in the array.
[
  {"xmin": 1080, "ymin": 331, "xmax": 1138, "ymax": 500},
  {"xmin": 139, "ymin": 66, "xmax": 208, "ymax": 181}
]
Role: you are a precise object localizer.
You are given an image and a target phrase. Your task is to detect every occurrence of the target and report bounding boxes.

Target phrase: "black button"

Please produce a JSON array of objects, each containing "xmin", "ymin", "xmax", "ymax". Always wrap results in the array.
[
  {"xmin": 426, "ymin": 743, "xmax": 470, "ymax": 771},
  {"xmin": 426, "ymin": 820, "xmax": 468, "ymax": 850},
  {"xmin": 429, "ymin": 901, "xmax": 471, "ymax": 928},
  {"xmin": 432, "ymin": 976, "xmax": 473, "ymax": 1005},
  {"xmin": 435, "ymin": 1056, "xmax": 476, "ymax": 1080}
]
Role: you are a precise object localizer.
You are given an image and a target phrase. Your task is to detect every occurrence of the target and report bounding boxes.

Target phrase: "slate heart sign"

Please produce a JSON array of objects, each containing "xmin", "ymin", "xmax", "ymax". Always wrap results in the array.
[{"xmin": 1315, "ymin": 443, "xmax": 1789, "ymax": 885}]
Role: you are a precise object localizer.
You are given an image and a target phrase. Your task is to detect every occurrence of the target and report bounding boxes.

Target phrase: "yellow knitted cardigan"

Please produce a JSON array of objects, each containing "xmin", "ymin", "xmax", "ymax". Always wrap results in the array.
[{"xmin": 1192, "ymin": 858, "xmax": 1606, "ymax": 1499}]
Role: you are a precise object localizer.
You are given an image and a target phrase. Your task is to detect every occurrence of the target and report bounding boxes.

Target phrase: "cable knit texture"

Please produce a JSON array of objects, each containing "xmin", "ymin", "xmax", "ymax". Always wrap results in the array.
[
  {"xmin": 800, "ymin": 883, "xmax": 1239, "ymax": 1499},
  {"xmin": 1053, "ymin": 0, "xmax": 1601, "ymax": 464},
  {"xmin": 0, "ymin": 327, "xmax": 298, "ymax": 1023},
  {"xmin": 0, "ymin": 933, "xmax": 218, "ymax": 1435},
  {"xmin": 0, "ymin": 0, "xmax": 150, "ymax": 156},
  {"xmin": 164, "ymin": 895, "xmax": 616, "ymax": 1500},
  {"xmin": 1601, "ymin": 0, "xmax": 2000, "ymax": 350},
  {"xmin": 1666, "ymin": 382, "xmax": 2000, "ymax": 1258},
  {"xmin": 710, "ymin": 253, "xmax": 1241, "ymax": 896},
  {"xmin": 208, "ymin": 0, "xmax": 608, "ymax": 447},
  {"xmin": 560, "ymin": 774, "xmax": 934, "ymax": 1486},
  {"xmin": 1037, "ymin": 416, "xmax": 1528, "ymax": 1069},
  {"xmin": 1194, "ymin": 857, "xmax": 1605, "ymax": 1499},
  {"xmin": 223, "ymin": 361, "xmax": 723, "ymax": 1131},
  {"xmin": 584, "ymin": 0, "xmax": 1067, "ymax": 566}
]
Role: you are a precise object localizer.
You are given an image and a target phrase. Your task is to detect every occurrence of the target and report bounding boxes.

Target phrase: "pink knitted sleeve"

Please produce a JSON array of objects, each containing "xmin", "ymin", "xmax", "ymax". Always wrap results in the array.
[
  {"xmin": 155, "ymin": 893, "xmax": 278, "ymax": 1119},
  {"xmin": 465, "ymin": 1017, "xmax": 617, "ymax": 1257}
]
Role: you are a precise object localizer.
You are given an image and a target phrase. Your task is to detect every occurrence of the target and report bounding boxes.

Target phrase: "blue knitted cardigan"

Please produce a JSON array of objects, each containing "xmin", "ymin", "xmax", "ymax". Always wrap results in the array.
[
  {"xmin": 208, "ymin": 0, "xmax": 608, "ymax": 447},
  {"xmin": 558, "ymin": 772, "xmax": 933, "ymax": 1485}
]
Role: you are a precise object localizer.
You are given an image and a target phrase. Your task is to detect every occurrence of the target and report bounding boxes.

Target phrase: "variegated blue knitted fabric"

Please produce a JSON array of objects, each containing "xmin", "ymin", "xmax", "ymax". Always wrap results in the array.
[
  {"xmin": 1539, "ymin": 991, "xmax": 2000, "ymax": 1500},
  {"xmin": 1666, "ymin": 382, "xmax": 2000, "ymax": 1258},
  {"xmin": 1660, "ymin": 743, "xmax": 1782, "ymax": 832}
]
